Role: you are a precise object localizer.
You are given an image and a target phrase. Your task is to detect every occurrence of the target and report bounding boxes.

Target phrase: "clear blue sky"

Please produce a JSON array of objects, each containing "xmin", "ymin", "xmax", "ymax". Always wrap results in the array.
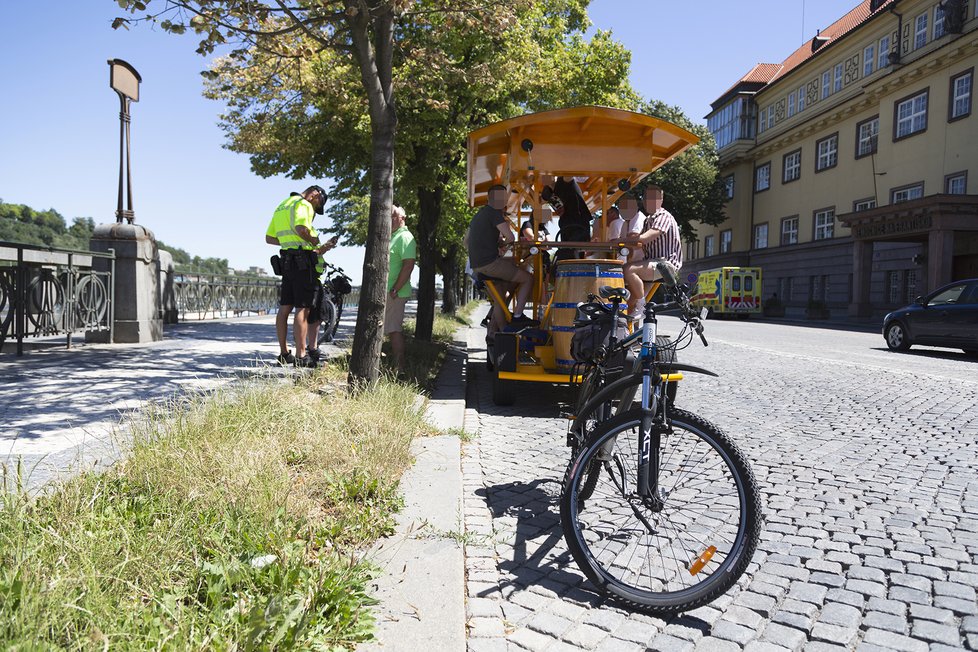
[{"xmin": 0, "ymin": 1, "xmax": 861, "ymax": 285}]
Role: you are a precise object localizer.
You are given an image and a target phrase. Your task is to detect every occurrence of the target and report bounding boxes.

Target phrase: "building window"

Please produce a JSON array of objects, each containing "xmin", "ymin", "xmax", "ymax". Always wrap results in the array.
[
  {"xmin": 864, "ymin": 44, "xmax": 875, "ymax": 77},
  {"xmin": 686, "ymin": 240, "xmax": 698, "ymax": 261},
  {"xmin": 783, "ymin": 150, "xmax": 802, "ymax": 183},
  {"xmin": 816, "ymin": 133, "xmax": 839, "ymax": 172},
  {"xmin": 798, "ymin": 86, "xmax": 806, "ymax": 113},
  {"xmin": 754, "ymin": 223, "xmax": 768, "ymax": 249},
  {"xmin": 891, "ymin": 182, "xmax": 924, "ymax": 203},
  {"xmin": 834, "ymin": 63, "xmax": 843, "ymax": 92},
  {"xmin": 758, "ymin": 107, "xmax": 768, "ymax": 133},
  {"xmin": 934, "ymin": 4, "xmax": 946, "ymax": 39},
  {"xmin": 767, "ymin": 106, "xmax": 775, "ymax": 129},
  {"xmin": 822, "ymin": 70, "xmax": 831, "ymax": 99},
  {"xmin": 879, "ymin": 35, "xmax": 891, "ymax": 69},
  {"xmin": 915, "ymin": 12, "xmax": 928, "ymax": 49},
  {"xmin": 854, "ymin": 198, "xmax": 877, "ymax": 211},
  {"xmin": 814, "ymin": 208, "xmax": 835, "ymax": 240},
  {"xmin": 755, "ymin": 162, "xmax": 771, "ymax": 192},
  {"xmin": 707, "ymin": 96, "xmax": 756, "ymax": 150},
  {"xmin": 946, "ymin": 171, "xmax": 967, "ymax": 194},
  {"xmin": 894, "ymin": 89, "xmax": 929, "ymax": 139},
  {"xmin": 788, "ymin": 92, "xmax": 796, "ymax": 117},
  {"xmin": 950, "ymin": 69, "xmax": 973, "ymax": 121},
  {"xmin": 720, "ymin": 229, "xmax": 733, "ymax": 254},
  {"xmin": 856, "ymin": 116, "xmax": 879, "ymax": 158},
  {"xmin": 906, "ymin": 269, "xmax": 918, "ymax": 304},
  {"xmin": 888, "ymin": 270, "xmax": 903, "ymax": 304},
  {"xmin": 781, "ymin": 216, "xmax": 799, "ymax": 245},
  {"xmin": 724, "ymin": 174, "xmax": 735, "ymax": 199},
  {"xmin": 704, "ymin": 235, "xmax": 715, "ymax": 257}
]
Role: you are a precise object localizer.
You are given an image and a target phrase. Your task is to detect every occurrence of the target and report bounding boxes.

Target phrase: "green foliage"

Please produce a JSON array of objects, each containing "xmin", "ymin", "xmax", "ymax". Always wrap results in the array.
[
  {"xmin": 640, "ymin": 101, "xmax": 729, "ymax": 241},
  {"xmin": 0, "ymin": 202, "xmax": 95, "ymax": 250},
  {"xmin": 158, "ymin": 240, "xmax": 230, "ymax": 275}
]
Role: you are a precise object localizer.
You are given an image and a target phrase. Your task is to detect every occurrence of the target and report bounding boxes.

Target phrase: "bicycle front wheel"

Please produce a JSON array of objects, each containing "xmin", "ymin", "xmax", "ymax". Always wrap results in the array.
[{"xmin": 560, "ymin": 408, "xmax": 761, "ymax": 613}]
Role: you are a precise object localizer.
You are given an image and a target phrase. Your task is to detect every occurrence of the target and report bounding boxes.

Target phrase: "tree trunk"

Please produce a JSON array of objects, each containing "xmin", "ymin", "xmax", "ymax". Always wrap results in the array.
[
  {"xmin": 413, "ymin": 185, "xmax": 442, "ymax": 341},
  {"xmin": 438, "ymin": 244, "xmax": 459, "ymax": 314},
  {"xmin": 346, "ymin": 2, "xmax": 396, "ymax": 386}
]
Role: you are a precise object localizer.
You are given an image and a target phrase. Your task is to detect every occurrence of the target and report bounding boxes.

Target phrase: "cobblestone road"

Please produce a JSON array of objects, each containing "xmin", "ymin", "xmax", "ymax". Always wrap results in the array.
[{"xmin": 461, "ymin": 317, "xmax": 978, "ymax": 651}]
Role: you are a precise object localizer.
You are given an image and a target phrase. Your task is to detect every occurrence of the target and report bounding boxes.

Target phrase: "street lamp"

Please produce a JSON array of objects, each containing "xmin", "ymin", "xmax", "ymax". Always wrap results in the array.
[{"xmin": 108, "ymin": 59, "xmax": 141, "ymax": 224}]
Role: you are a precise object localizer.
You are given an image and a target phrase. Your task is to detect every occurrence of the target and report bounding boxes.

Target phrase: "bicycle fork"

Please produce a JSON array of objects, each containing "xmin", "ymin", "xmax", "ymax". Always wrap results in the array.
[{"xmin": 637, "ymin": 313, "xmax": 665, "ymax": 513}]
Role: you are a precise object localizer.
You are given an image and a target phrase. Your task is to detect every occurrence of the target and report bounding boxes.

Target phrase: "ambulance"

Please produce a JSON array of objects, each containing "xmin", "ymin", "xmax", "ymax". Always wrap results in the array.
[{"xmin": 690, "ymin": 267, "xmax": 762, "ymax": 318}]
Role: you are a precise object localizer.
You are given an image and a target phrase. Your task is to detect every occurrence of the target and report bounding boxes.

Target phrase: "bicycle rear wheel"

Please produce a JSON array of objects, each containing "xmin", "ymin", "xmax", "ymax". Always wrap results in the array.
[
  {"xmin": 560, "ymin": 408, "xmax": 761, "ymax": 613},
  {"xmin": 317, "ymin": 299, "xmax": 337, "ymax": 345}
]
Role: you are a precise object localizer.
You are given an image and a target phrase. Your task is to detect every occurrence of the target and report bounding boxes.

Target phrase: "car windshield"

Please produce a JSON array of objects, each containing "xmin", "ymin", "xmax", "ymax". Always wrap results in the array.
[{"xmin": 928, "ymin": 284, "xmax": 968, "ymax": 306}]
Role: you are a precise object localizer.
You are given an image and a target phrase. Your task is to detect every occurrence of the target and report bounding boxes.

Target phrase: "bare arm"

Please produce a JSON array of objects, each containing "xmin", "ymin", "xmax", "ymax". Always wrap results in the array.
[
  {"xmin": 390, "ymin": 258, "xmax": 415, "ymax": 295},
  {"xmin": 295, "ymin": 225, "xmax": 320, "ymax": 246},
  {"xmin": 496, "ymin": 222, "xmax": 515, "ymax": 243},
  {"xmin": 266, "ymin": 235, "xmax": 280, "ymax": 245}
]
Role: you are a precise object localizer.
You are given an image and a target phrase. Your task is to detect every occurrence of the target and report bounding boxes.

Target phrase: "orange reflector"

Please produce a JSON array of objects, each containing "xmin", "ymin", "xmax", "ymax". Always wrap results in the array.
[{"xmin": 689, "ymin": 546, "xmax": 717, "ymax": 576}]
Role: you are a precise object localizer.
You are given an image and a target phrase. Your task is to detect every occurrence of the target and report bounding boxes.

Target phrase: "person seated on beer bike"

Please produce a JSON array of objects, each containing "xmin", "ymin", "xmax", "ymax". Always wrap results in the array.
[
  {"xmin": 541, "ymin": 175, "xmax": 592, "ymax": 264},
  {"xmin": 620, "ymin": 186, "xmax": 683, "ymax": 320},
  {"xmin": 467, "ymin": 183, "xmax": 539, "ymax": 335}
]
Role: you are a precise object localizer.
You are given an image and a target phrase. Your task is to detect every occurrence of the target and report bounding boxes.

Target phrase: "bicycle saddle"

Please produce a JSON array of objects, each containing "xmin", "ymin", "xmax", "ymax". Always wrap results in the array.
[{"xmin": 598, "ymin": 285, "xmax": 629, "ymax": 301}]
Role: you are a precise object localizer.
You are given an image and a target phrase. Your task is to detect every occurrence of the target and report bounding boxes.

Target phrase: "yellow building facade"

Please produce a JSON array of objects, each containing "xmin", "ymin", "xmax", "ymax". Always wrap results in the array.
[{"xmin": 693, "ymin": 0, "xmax": 978, "ymax": 317}]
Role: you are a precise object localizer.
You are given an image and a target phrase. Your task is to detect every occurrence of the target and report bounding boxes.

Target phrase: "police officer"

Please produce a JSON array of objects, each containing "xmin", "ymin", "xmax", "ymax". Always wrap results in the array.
[{"xmin": 265, "ymin": 185, "xmax": 330, "ymax": 367}]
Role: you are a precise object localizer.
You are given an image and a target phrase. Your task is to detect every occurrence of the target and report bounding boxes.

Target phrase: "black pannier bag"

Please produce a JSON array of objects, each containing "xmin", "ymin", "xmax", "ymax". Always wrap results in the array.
[{"xmin": 570, "ymin": 303, "xmax": 615, "ymax": 363}]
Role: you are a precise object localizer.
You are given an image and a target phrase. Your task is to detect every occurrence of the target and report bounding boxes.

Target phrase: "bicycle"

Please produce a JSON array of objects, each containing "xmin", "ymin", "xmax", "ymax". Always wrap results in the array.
[
  {"xmin": 560, "ymin": 262, "xmax": 762, "ymax": 613},
  {"xmin": 317, "ymin": 262, "xmax": 354, "ymax": 345}
]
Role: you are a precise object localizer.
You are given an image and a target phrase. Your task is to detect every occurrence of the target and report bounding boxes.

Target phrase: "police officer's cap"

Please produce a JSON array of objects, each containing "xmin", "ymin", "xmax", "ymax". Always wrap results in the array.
[{"xmin": 305, "ymin": 185, "xmax": 328, "ymax": 215}]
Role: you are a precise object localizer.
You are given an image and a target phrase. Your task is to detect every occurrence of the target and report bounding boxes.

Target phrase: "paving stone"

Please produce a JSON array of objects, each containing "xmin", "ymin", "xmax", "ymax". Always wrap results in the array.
[
  {"xmin": 816, "ymin": 603, "xmax": 861, "ymax": 628},
  {"xmin": 613, "ymin": 618, "xmax": 656, "ymax": 644},
  {"xmin": 581, "ymin": 609, "xmax": 627, "ymax": 632},
  {"xmin": 710, "ymin": 620, "xmax": 757, "ymax": 646},
  {"xmin": 694, "ymin": 637, "xmax": 744, "ymax": 652},
  {"xmin": 862, "ymin": 610, "xmax": 907, "ymax": 633},
  {"xmin": 910, "ymin": 620, "xmax": 961, "ymax": 646},
  {"xmin": 866, "ymin": 597, "xmax": 906, "ymax": 616},
  {"xmin": 562, "ymin": 623, "xmax": 608, "ymax": 648},
  {"xmin": 771, "ymin": 610, "xmax": 814, "ymax": 631},
  {"xmin": 860, "ymin": 628, "xmax": 929, "ymax": 652},
  {"xmin": 809, "ymin": 622, "xmax": 857, "ymax": 646},
  {"xmin": 908, "ymin": 603, "xmax": 955, "ymax": 624},
  {"xmin": 469, "ymin": 617, "xmax": 507, "ymax": 638},
  {"xmin": 524, "ymin": 611, "xmax": 574, "ymax": 638},
  {"xmin": 824, "ymin": 588, "xmax": 864, "ymax": 608},
  {"xmin": 934, "ymin": 580, "xmax": 977, "ymax": 601},
  {"xmin": 787, "ymin": 582, "xmax": 828, "ymax": 604},
  {"xmin": 934, "ymin": 594, "xmax": 978, "ymax": 615},
  {"xmin": 645, "ymin": 634, "xmax": 694, "ymax": 652},
  {"xmin": 508, "ymin": 626, "xmax": 553, "ymax": 651},
  {"xmin": 760, "ymin": 622, "xmax": 807, "ymax": 650},
  {"xmin": 732, "ymin": 591, "xmax": 778, "ymax": 616},
  {"xmin": 844, "ymin": 578, "xmax": 886, "ymax": 598},
  {"xmin": 888, "ymin": 585, "xmax": 931, "ymax": 605},
  {"xmin": 467, "ymin": 637, "xmax": 511, "ymax": 652},
  {"xmin": 802, "ymin": 642, "xmax": 848, "ymax": 652}
]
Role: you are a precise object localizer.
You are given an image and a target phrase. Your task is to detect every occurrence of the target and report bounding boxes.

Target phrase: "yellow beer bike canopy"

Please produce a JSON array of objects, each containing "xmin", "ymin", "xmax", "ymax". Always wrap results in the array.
[{"xmin": 466, "ymin": 105, "xmax": 700, "ymax": 214}]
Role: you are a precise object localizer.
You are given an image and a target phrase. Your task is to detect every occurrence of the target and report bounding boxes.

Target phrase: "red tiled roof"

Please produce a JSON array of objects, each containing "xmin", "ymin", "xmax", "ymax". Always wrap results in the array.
[
  {"xmin": 717, "ymin": 0, "xmax": 895, "ymax": 105},
  {"xmin": 740, "ymin": 63, "xmax": 783, "ymax": 85}
]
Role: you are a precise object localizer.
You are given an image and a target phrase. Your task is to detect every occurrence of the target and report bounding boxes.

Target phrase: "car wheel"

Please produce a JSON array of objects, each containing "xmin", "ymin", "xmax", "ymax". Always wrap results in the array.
[{"xmin": 885, "ymin": 322, "xmax": 911, "ymax": 351}]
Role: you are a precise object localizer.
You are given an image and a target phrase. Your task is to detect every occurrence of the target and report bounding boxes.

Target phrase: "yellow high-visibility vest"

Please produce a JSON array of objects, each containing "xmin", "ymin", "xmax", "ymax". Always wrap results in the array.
[{"xmin": 266, "ymin": 194, "xmax": 314, "ymax": 250}]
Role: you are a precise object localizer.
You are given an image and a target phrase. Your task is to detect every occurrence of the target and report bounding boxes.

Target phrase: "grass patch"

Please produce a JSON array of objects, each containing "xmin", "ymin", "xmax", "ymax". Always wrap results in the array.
[
  {"xmin": 0, "ymin": 364, "xmax": 436, "ymax": 650},
  {"xmin": 384, "ymin": 301, "xmax": 479, "ymax": 389}
]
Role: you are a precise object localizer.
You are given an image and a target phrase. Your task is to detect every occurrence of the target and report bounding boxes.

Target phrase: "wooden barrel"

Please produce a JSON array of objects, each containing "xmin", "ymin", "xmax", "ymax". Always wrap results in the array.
[{"xmin": 551, "ymin": 259, "xmax": 624, "ymax": 371}]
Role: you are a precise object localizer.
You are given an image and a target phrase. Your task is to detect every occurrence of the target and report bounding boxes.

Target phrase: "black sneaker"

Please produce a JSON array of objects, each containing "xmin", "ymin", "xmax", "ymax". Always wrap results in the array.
[
  {"xmin": 308, "ymin": 348, "xmax": 321, "ymax": 363},
  {"xmin": 296, "ymin": 354, "xmax": 317, "ymax": 368},
  {"xmin": 276, "ymin": 350, "xmax": 295, "ymax": 365},
  {"xmin": 509, "ymin": 314, "xmax": 540, "ymax": 328}
]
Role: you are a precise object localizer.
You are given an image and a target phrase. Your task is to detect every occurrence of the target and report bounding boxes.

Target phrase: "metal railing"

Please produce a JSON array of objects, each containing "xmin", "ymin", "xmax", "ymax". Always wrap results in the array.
[
  {"xmin": 0, "ymin": 241, "xmax": 115, "ymax": 355},
  {"xmin": 173, "ymin": 273, "xmax": 280, "ymax": 320}
]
